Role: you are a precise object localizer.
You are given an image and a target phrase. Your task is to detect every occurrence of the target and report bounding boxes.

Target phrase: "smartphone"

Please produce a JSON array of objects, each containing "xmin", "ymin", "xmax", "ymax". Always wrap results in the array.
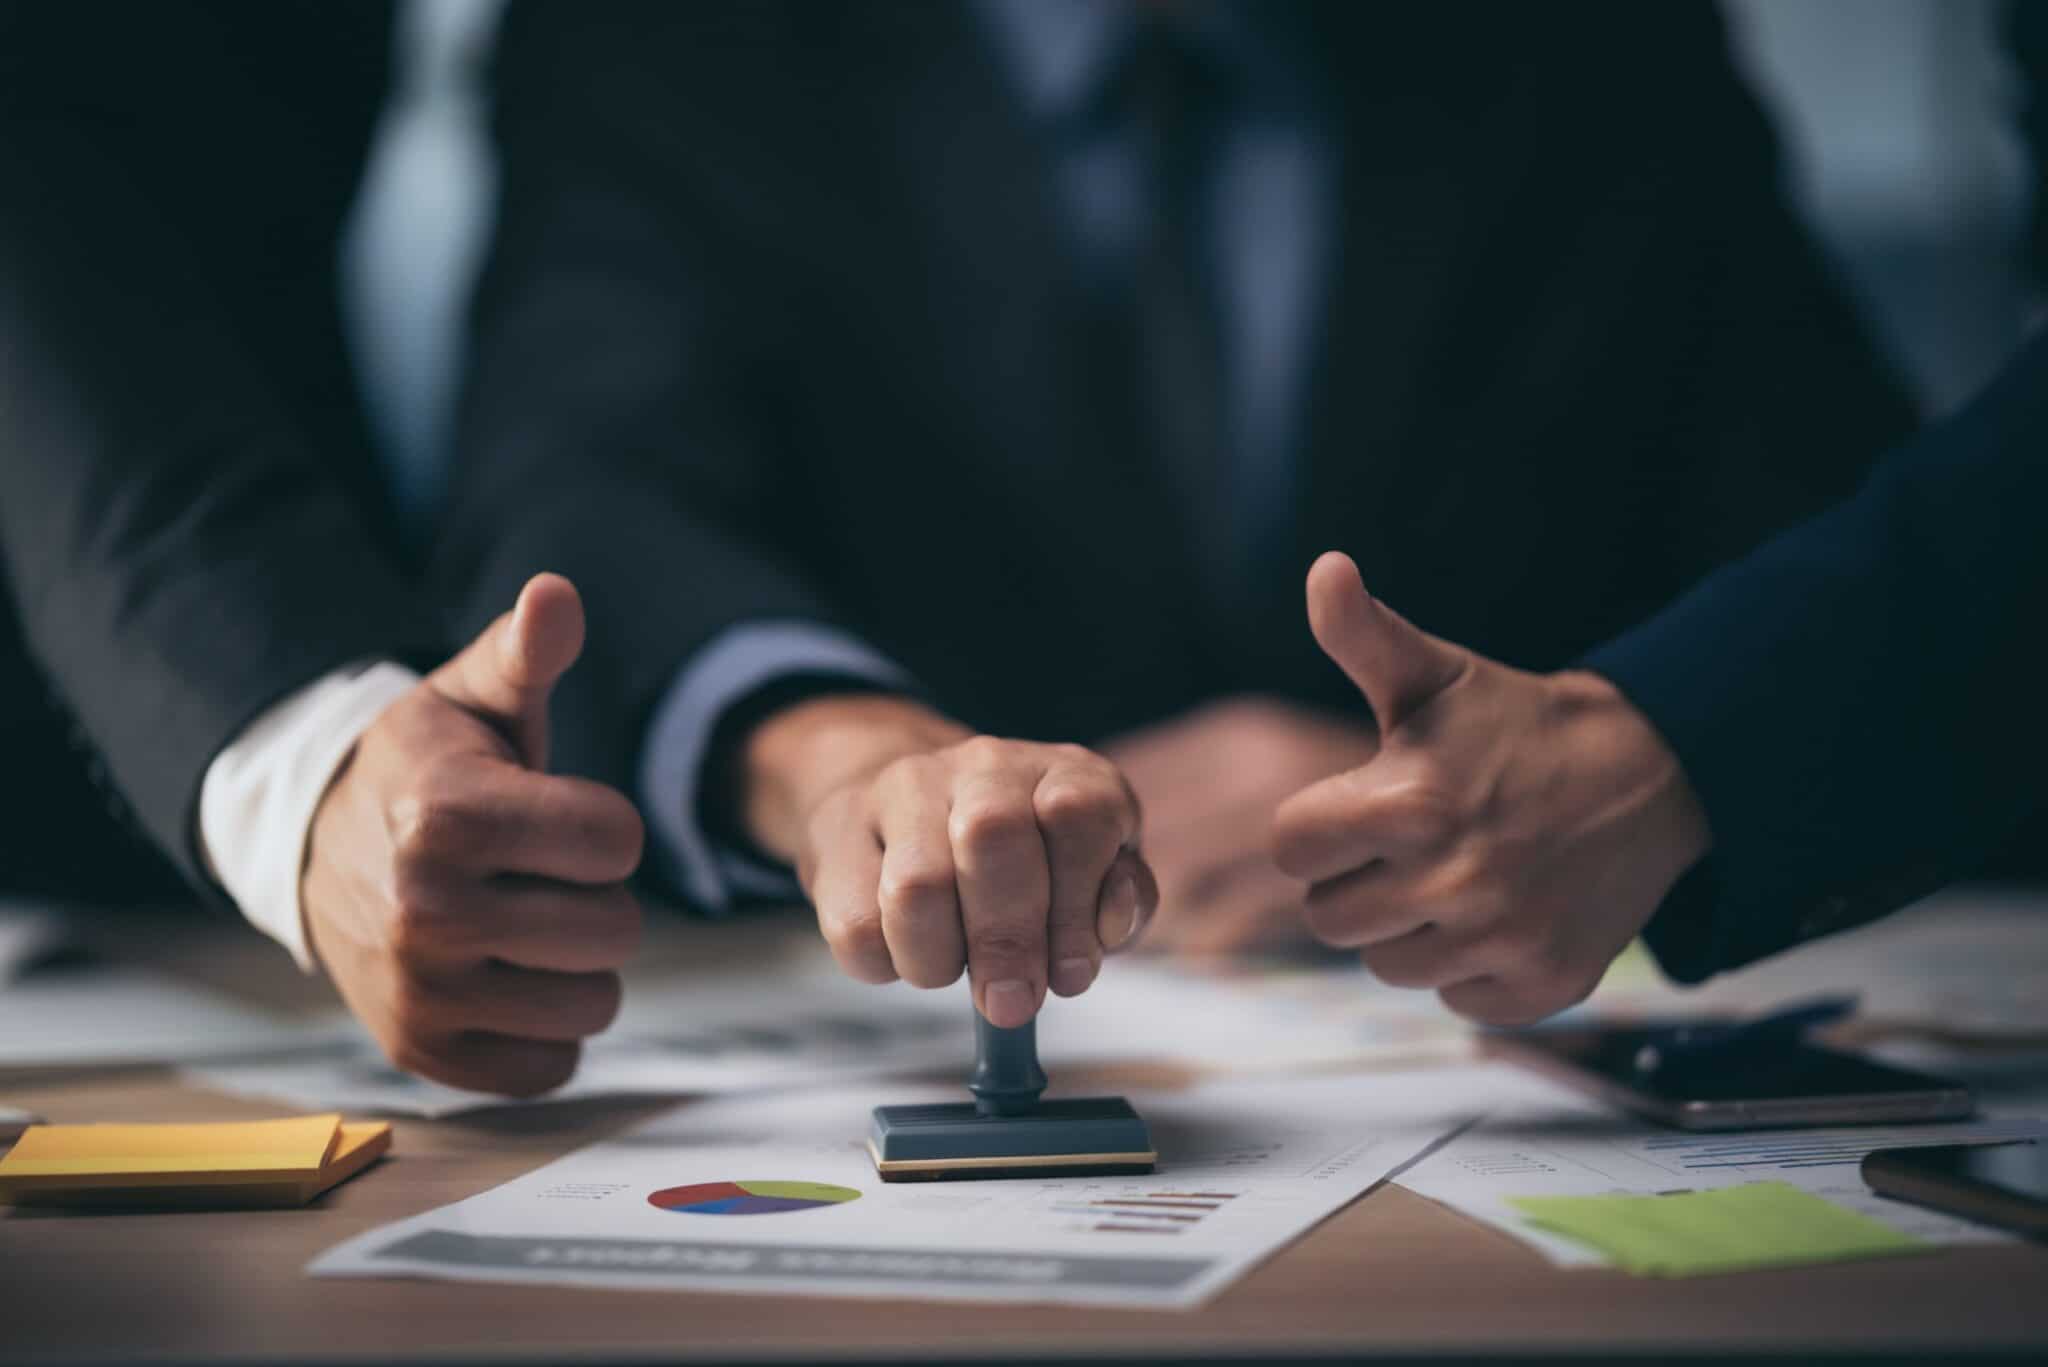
[
  {"xmin": 1863, "ymin": 1141, "xmax": 2048, "ymax": 1238},
  {"xmin": 1483, "ymin": 1023, "xmax": 1974, "ymax": 1130}
]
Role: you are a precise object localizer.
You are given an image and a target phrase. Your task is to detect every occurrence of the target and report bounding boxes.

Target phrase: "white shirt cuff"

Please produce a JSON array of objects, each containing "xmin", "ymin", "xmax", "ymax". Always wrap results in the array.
[
  {"xmin": 197, "ymin": 661, "xmax": 420, "ymax": 971},
  {"xmin": 639, "ymin": 622, "xmax": 912, "ymax": 911}
]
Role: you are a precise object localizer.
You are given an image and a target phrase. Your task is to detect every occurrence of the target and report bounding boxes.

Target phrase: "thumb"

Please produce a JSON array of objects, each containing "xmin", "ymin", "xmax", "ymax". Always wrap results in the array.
[
  {"xmin": 428, "ymin": 572, "xmax": 585, "ymax": 769},
  {"xmin": 1305, "ymin": 552, "xmax": 1465, "ymax": 732}
]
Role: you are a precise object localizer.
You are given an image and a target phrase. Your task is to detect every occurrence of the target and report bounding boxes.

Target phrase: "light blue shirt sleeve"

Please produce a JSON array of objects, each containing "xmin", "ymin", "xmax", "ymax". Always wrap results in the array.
[{"xmin": 639, "ymin": 621, "xmax": 914, "ymax": 912}]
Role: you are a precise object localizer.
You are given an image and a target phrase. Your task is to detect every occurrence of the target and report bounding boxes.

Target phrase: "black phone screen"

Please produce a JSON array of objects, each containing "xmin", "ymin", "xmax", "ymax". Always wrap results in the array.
[
  {"xmin": 1535, "ymin": 1026, "xmax": 1950, "ymax": 1103},
  {"xmin": 1488, "ymin": 1023, "xmax": 1975, "ymax": 1128},
  {"xmin": 1890, "ymin": 1140, "xmax": 2048, "ymax": 1200}
]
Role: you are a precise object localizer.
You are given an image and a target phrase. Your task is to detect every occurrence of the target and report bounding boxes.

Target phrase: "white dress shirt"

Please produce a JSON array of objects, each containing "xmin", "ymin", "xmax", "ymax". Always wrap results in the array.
[{"xmin": 197, "ymin": 661, "xmax": 418, "ymax": 969}]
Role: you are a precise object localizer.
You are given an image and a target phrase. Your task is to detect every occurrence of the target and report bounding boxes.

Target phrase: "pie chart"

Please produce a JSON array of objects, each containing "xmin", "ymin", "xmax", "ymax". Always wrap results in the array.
[{"xmin": 647, "ymin": 1180, "xmax": 862, "ymax": 1215}]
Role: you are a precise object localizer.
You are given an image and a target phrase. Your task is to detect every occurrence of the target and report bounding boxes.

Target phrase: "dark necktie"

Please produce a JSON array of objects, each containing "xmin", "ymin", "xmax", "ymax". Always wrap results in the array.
[{"xmin": 1128, "ymin": 18, "xmax": 1241, "ymax": 626}]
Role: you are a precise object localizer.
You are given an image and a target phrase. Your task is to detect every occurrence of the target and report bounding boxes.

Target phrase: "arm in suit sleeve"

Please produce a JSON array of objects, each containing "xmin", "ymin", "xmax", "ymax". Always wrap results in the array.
[
  {"xmin": 1585, "ymin": 330, "xmax": 2048, "ymax": 981},
  {"xmin": 439, "ymin": 3, "xmax": 906, "ymax": 896},
  {"xmin": 0, "ymin": 2, "xmax": 443, "ymax": 890}
]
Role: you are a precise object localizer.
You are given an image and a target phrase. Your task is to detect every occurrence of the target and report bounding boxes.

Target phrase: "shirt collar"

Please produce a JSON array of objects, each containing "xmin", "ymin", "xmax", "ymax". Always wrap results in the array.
[
  {"xmin": 974, "ymin": 0, "xmax": 1137, "ymax": 128},
  {"xmin": 974, "ymin": 0, "xmax": 1321, "ymax": 130}
]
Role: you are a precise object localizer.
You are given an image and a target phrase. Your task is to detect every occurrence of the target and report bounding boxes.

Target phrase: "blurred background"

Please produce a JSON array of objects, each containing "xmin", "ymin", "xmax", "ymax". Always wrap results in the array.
[{"xmin": 343, "ymin": 0, "xmax": 2043, "ymax": 552}]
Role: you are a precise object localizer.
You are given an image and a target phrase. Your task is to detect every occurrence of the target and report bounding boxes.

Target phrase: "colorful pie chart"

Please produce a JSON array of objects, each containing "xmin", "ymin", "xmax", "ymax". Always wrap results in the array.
[{"xmin": 647, "ymin": 1180, "xmax": 862, "ymax": 1215}]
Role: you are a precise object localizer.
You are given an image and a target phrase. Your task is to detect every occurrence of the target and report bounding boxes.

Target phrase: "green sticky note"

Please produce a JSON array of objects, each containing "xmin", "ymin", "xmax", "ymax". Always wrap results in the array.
[{"xmin": 1507, "ymin": 1181, "xmax": 1926, "ymax": 1277}]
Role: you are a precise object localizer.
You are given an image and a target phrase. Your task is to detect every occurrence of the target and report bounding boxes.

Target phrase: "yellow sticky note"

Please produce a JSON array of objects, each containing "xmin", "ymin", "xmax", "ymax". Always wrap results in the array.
[
  {"xmin": 1508, "ymin": 1181, "xmax": 1927, "ymax": 1276},
  {"xmin": 0, "ymin": 1113, "xmax": 340, "ymax": 1195},
  {"xmin": 203, "ymin": 1120, "xmax": 393, "ymax": 1208},
  {"xmin": 308, "ymin": 1122, "xmax": 393, "ymax": 1201}
]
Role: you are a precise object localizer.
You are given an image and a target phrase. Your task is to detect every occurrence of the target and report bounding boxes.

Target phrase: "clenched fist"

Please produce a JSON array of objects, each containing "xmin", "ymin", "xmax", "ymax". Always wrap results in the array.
[
  {"xmin": 737, "ymin": 696, "xmax": 1157, "ymax": 1026},
  {"xmin": 303, "ymin": 574, "xmax": 645, "ymax": 1095},
  {"xmin": 1104, "ymin": 697, "xmax": 1376, "ymax": 956},
  {"xmin": 1271, "ymin": 553, "xmax": 1712, "ymax": 1025}
]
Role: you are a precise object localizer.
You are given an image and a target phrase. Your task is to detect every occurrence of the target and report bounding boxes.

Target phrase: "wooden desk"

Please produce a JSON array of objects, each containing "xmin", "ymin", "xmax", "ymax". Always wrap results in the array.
[{"xmin": 5, "ymin": 899, "xmax": 2047, "ymax": 1365}]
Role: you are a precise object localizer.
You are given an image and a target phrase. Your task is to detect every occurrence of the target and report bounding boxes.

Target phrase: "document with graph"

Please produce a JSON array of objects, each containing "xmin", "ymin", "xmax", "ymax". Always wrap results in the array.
[
  {"xmin": 309, "ymin": 1065, "xmax": 1526, "ymax": 1308},
  {"xmin": 1397, "ymin": 1089, "xmax": 2048, "ymax": 1266}
]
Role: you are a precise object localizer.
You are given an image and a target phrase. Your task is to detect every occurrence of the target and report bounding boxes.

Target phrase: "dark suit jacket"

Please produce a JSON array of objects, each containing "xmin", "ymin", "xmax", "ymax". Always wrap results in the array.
[
  {"xmin": 445, "ymin": 1, "xmax": 1915, "ymax": 888},
  {"xmin": 0, "ymin": 1, "xmax": 442, "ymax": 896},
  {"xmin": 1590, "ymin": 330, "xmax": 2048, "ymax": 982},
  {"xmin": 1593, "ymin": 8, "xmax": 2048, "ymax": 983}
]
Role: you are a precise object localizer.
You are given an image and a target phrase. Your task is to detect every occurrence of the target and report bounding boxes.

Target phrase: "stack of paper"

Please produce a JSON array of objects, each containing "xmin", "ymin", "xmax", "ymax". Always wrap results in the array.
[{"xmin": 0, "ymin": 1113, "xmax": 390, "ymax": 1209}]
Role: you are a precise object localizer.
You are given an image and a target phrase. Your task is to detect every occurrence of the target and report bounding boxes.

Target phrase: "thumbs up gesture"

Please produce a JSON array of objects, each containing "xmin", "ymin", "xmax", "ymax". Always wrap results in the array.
[
  {"xmin": 1271, "ymin": 554, "xmax": 1713, "ymax": 1025},
  {"xmin": 303, "ymin": 574, "xmax": 645, "ymax": 1095}
]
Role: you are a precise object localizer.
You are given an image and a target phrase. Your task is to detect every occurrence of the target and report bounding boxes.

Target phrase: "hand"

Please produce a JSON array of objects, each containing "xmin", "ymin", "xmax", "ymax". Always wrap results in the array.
[
  {"xmin": 1270, "ymin": 553, "xmax": 1712, "ymax": 1025},
  {"xmin": 737, "ymin": 696, "xmax": 1158, "ymax": 1026},
  {"xmin": 303, "ymin": 574, "xmax": 645, "ymax": 1096},
  {"xmin": 1103, "ymin": 697, "xmax": 1376, "ymax": 956}
]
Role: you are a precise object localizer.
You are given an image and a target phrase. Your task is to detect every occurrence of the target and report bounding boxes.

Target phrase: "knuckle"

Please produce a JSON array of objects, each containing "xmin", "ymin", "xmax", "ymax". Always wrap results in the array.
[
  {"xmin": 387, "ymin": 779, "xmax": 473, "ymax": 865},
  {"xmin": 877, "ymin": 861, "xmax": 954, "ymax": 918},
  {"xmin": 826, "ymin": 907, "xmax": 891, "ymax": 974},
  {"xmin": 1044, "ymin": 742, "xmax": 1099, "ymax": 770},
  {"xmin": 1032, "ymin": 777, "xmax": 1121, "ymax": 838},
  {"xmin": 952, "ymin": 734, "xmax": 1012, "ymax": 770},
  {"xmin": 950, "ymin": 797, "xmax": 1033, "ymax": 853}
]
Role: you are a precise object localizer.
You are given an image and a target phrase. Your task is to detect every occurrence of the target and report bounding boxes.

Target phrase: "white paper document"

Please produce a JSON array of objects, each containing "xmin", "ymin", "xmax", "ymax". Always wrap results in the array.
[
  {"xmin": 192, "ymin": 955, "xmax": 1470, "ymax": 1117},
  {"xmin": 1397, "ymin": 1084, "xmax": 2048, "ymax": 1265},
  {"xmin": 310, "ymin": 1065, "xmax": 1506, "ymax": 1308},
  {"xmin": 0, "ymin": 965, "xmax": 342, "ymax": 1066},
  {"xmin": 186, "ymin": 1008, "xmax": 966, "ymax": 1119}
]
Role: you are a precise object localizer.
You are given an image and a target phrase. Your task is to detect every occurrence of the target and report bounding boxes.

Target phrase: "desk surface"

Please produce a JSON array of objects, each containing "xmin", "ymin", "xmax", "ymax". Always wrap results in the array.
[{"xmin": 5, "ymin": 896, "xmax": 2047, "ymax": 1366}]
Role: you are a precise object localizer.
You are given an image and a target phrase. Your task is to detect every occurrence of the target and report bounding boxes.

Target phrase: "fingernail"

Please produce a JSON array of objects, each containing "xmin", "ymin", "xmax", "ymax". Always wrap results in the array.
[
  {"xmin": 1099, "ymin": 871, "xmax": 1139, "ymax": 948},
  {"xmin": 984, "ymin": 978, "xmax": 1036, "ymax": 1027},
  {"xmin": 1052, "ymin": 956, "xmax": 1097, "ymax": 997}
]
